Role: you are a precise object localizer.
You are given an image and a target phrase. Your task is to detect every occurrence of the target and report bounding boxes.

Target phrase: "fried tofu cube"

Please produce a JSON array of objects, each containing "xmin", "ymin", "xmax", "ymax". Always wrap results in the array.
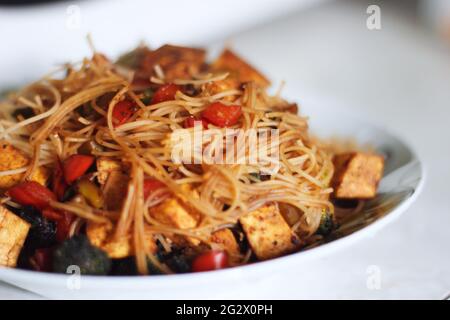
[
  {"xmin": 332, "ymin": 152, "xmax": 384, "ymax": 199},
  {"xmin": 149, "ymin": 198, "xmax": 200, "ymax": 245},
  {"xmin": 239, "ymin": 205, "xmax": 299, "ymax": 260},
  {"xmin": 201, "ymin": 78, "xmax": 240, "ymax": 102},
  {"xmin": 212, "ymin": 49, "xmax": 270, "ymax": 88},
  {"xmin": 86, "ymin": 222, "xmax": 156, "ymax": 259},
  {"xmin": 0, "ymin": 206, "xmax": 30, "ymax": 267},
  {"xmin": 102, "ymin": 171, "xmax": 129, "ymax": 211},
  {"xmin": 0, "ymin": 141, "xmax": 49, "ymax": 190},
  {"xmin": 139, "ymin": 44, "xmax": 206, "ymax": 81},
  {"xmin": 96, "ymin": 157, "xmax": 122, "ymax": 185},
  {"xmin": 210, "ymin": 228, "xmax": 240, "ymax": 261}
]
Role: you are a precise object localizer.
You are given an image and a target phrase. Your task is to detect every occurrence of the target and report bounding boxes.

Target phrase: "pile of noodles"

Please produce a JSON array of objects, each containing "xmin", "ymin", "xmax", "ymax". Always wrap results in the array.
[{"xmin": 0, "ymin": 49, "xmax": 334, "ymax": 274}]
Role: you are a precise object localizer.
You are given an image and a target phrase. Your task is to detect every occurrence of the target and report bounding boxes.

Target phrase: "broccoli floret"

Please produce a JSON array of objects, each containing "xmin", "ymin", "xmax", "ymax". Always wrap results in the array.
[
  {"xmin": 317, "ymin": 211, "xmax": 335, "ymax": 236},
  {"xmin": 53, "ymin": 235, "xmax": 111, "ymax": 275}
]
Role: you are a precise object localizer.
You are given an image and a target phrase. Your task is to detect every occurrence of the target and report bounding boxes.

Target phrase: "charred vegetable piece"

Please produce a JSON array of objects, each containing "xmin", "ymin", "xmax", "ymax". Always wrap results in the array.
[
  {"xmin": 42, "ymin": 208, "xmax": 73, "ymax": 243},
  {"xmin": 8, "ymin": 182, "xmax": 56, "ymax": 211},
  {"xmin": 112, "ymin": 100, "xmax": 138, "ymax": 127},
  {"xmin": 77, "ymin": 179, "xmax": 103, "ymax": 209},
  {"xmin": 0, "ymin": 206, "xmax": 31, "ymax": 267},
  {"xmin": 12, "ymin": 107, "xmax": 35, "ymax": 120},
  {"xmin": 151, "ymin": 84, "xmax": 180, "ymax": 104},
  {"xmin": 110, "ymin": 257, "xmax": 138, "ymax": 276},
  {"xmin": 201, "ymin": 102, "xmax": 242, "ymax": 127},
  {"xmin": 29, "ymin": 248, "xmax": 53, "ymax": 272},
  {"xmin": 191, "ymin": 250, "xmax": 228, "ymax": 272},
  {"xmin": 9, "ymin": 205, "xmax": 56, "ymax": 249},
  {"xmin": 53, "ymin": 235, "xmax": 111, "ymax": 275},
  {"xmin": 316, "ymin": 211, "xmax": 335, "ymax": 236},
  {"xmin": 63, "ymin": 154, "xmax": 95, "ymax": 184},
  {"xmin": 140, "ymin": 88, "xmax": 154, "ymax": 105}
]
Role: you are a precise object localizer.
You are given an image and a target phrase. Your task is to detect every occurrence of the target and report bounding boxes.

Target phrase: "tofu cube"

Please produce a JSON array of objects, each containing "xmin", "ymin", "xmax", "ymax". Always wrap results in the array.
[
  {"xmin": 102, "ymin": 171, "xmax": 129, "ymax": 211},
  {"xmin": 212, "ymin": 49, "xmax": 270, "ymax": 88},
  {"xmin": 201, "ymin": 78, "xmax": 240, "ymax": 102},
  {"xmin": 96, "ymin": 157, "xmax": 122, "ymax": 185},
  {"xmin": 239, "ymin": 205, "xmax": 299, "ymax": 260},
  {"xmin": 149, "ymin": 198, "xmax": 200, "ymax": 245},
  {"xmin": 139, "ymin": 44, "xmax": 206, "ymax": 82},
  {"xmin": 332, "ymin": 152, "xmax": 384, "ymax": 199},
  {"xmin": 0, "ymin": 141, "xmax": 49, "ymax": 190},
  {"xmin": 210, "ymin": 228, "xmax": 240, "ymax": 261},
  {"xmin": 86, "ymin": 222, "xmax": 156, "ymax": 259},
  {"xmin": 0, "ymin": 206, "xmax": 30, "ymax": 267}
]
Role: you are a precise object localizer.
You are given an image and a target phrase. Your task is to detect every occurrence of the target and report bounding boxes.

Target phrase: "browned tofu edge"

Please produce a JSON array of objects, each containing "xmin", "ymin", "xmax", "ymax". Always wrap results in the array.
[
  {"xmin": 332, "ymin": 152, "xmax": 384, "ymax": 199},
  {"xmin": 0, "ymin": 206, "xmax": 30, "ymax": 267},
  {"xmin": 239, "ymin": 205, "xmax": 299, "ymax": 260}
]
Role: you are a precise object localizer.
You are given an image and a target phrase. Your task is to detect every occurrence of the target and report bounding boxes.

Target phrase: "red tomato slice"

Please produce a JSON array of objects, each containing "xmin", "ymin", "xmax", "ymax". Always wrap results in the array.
[
  {"xmin": 183, "ymin": 116, "xmax": 209, "ymax": 129},
  {"xmin": 151, "ymin": 84, "xmax": 179, "ymax": 104},
  {"xmin": 143, "ymin": 178, "xmax": 165, "ymax": 200},
  {"xmin": 201, "ymin": 102, "xmax": 242, "ymax": 127},
  {"xmin": 8, "ymin": 181, "xmax": 56, "ymax": 210},
  {"xmin": 112, "ymin": 100, "xmax": 137, "ymax": 127},
  {"xmin": 63, "ymin": 154, "xmax": 94, "ymax": 184},
  {"xmin": 191, "ymin": 250, "xmax": 229, "ymax": 272}
]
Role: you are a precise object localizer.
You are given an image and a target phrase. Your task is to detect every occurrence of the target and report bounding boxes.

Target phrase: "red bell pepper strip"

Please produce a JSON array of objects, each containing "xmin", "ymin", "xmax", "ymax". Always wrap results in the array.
[
  {"xmin": 63, "ymin": 154, "xmax": 94, "ymax": 184},
  {"xmin": 183, "ymin": 116, "xmax": 209, "ymax": 129},
  {"xmin": 143, "ymin": 178, "xmax": 165, "ymax": 200},
  {"xmin": 8, "ymin": 181, "xmax": 56, "ymax": 210},
  {"xmin": 52, "ymin": 160, "xmax": 67, "ymax": 201},
  {"xmin": 112, "ymin": 100, "xmax": 137, "ymax": 127},
  {"xmin": 151, "ymin": 84, "xmax": 180, "ymax": 104},
  {"xmin": 201, "ymin": 102, "xmax": 242, "ymax": 127}
]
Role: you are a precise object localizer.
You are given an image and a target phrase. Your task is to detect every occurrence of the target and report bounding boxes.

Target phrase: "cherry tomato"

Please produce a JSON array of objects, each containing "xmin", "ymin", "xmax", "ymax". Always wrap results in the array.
[
  {"xmin": 52, "ymin": 160, "xmax": 67, "ymax": 201},
  {"xmin": 183, "ymin": 116, "xmax": 209, "ymax": 129},
  {"xmin": 143, "ymin": 178, "xmax": 165, "ymax": 200},
  {"xmin": 30, "ymin": 248, "xmax": 53, "ymax": 272},
  {"xmin": 201, "ymin": 102, "xmax": 242, "ymax": 127},
  {"xmin": 112, "ymin": 100, "xmax": 137, "ymax": 127},
  {"xmin": 151, "ymin": 84, "xmax": 179, "ymax": 104},
  {"xmin": 63, "ymin": 154, "xmax": 95, "ymax": 184},
  {"xmin": 191, "ymin": 250, "xmax": 228, "ymax": 272},
  {"xmin": 8, "ymin": 181, "xmax": 56, "ymax": 210},
  {"xmin": 42, "ymin": 208, "xmax": 74, "ymax": 242}
]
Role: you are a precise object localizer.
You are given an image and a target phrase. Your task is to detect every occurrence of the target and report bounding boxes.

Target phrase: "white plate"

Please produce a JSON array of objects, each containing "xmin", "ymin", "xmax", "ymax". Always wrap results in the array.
[{"xmin": 0, "ymin": 99, "xmax": 424, "ymax": 299}]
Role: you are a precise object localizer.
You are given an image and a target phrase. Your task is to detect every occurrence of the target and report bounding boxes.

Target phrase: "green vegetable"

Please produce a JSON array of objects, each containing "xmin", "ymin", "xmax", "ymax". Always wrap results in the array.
[
  {"xmin": 140, "ymin": 88, "xmax": 154, "ymax": 105},
  {"xmin": 52, "ymin": 235, "xmax": 111, "ymax": 275},
  {"xmin": 317, "ymin": 210, "xmax": 335, "ymax": 236}
]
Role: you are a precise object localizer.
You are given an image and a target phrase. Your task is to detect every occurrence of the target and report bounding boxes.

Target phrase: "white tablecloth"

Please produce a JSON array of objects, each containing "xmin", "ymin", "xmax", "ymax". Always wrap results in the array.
[{"xmin": 1, "ymin": 0, "xmax": 449, "ymax": 299}]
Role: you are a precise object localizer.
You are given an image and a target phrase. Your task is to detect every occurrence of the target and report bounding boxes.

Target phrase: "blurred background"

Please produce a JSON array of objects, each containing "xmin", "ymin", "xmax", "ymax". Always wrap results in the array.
[{"xmin": 0, "ymin": 0, "xmax": 449, "ymax": 299}]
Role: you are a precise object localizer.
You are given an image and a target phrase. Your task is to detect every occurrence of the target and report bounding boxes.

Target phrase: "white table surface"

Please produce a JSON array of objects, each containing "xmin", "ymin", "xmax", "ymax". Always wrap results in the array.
[{"xmin": 1, "ymin": 0, "xmax": 449, "ymax": 299}]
